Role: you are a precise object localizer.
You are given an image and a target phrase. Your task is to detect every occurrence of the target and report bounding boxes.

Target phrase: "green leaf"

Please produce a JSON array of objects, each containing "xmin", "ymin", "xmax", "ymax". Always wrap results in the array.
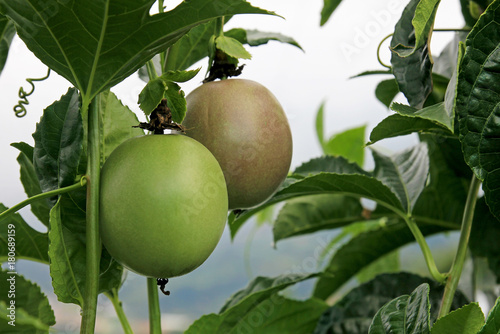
[
  {"xmin": 0, "ymin": 0, "xmax": 274, "ymax": 100},
  {"xmin": 229, "ymin": 156, "xmax": 403, "ymax": 239},
  {"xmin": 215, "ymin": 35, "xmax": 252, "ymax": 59},
  {"xmin": 392, "ymin": 0, "xmax": 441, "ymax": 58},
  {"xmin": 456, "ymin": 1, "xmax": 500, "ymax": 220},
  {"xmin": 350, "ymin": 70, "xmax": 392, "ymax": 78},
  {"xmin": 431, "ymin": 303, "xmax": 485, "ymax": 334},
  {"xmin": 368, "ymin": 102, "xmax": 454, "ymax": 145},
  {"xmin": 0, "ymin": 270, "xmax": 55, "ymax": 332},
  {"xmin": 11, "ymin": 142, "xmax": 51, "ymax": 226},
  {"xmin": 138, "ymin": 77, "xmax": 167, "ymax": 115},
  {"xmin": 0, "ymin": 13, "xmax": 14, "ymax": 75},
  {"xmin": 390, "ymin": 0, "xmax": 435, "ymax": 108},
  {"xmin": 97, "ymin": 90, "xmax": 144, "ymax": 165},
  {"xmin": 164, "ymin": 81, "xmax": 187, "ymax": 123},
  {"xmin": 32, "ymin": 88, "xmax": 83, "ymax": 194},
  {"xmin": 186, "ymin": 273, "xmax": 320, "ymax": 333},
  {"xmin": 273, "ymin": 194, "xmax": 364, "ymax": 244},
  {"xmin": 469, "ymin": 198, "xmax": 500, "ymax": 281},
  {"xmin": 161, "ymin": 68, "xmax": 200, "ymax": 83},
  {"xmin": 313, "ymin": 273, "xmax": 469, "ymax": 334},
  {"xmin": 0, "ymin": 203, "xmax": 49, "ymax": 264},
  {"xmin": 460, "ymin": 0, "xmax": 479, "ymax": 27},
  {"xmin": 315, "ymin": 102, "xmax": 326, "ymax": 150},
  {"xmin": 372, "ymin": 143, "xmax": 429, "ymax": 213},
  {"xmin": 320, "ymin": 0, "xmax": 343, "ymax": 26},
  {"xmin": 478, "ymin": 296, "xmax": 500, "ymax": 334},
  {"xmin": 324, "ymin": 125, "xmax": 366, "ymax": 166},
  {"xmin": 375, "ymin": 79, "xmax": 400, "ymax": 108},
  {"xmin": 312, "ymin": 219, "xmax": 452, "ymax": 300},
  {"xmin": 225, "ymin": 28, "xmax": 303, "ymax": 50},
  {"xmin": 433, "ymin": 32, "xmax": 468, "ymax": 79},
  {"xmin": 368, "ymin": 283, "xmax": 431, "ymax": 334}
]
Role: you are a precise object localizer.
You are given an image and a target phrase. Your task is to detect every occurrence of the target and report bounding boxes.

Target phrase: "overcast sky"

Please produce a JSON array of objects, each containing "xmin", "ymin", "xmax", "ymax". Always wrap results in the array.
[{"xmin": 0, "ymin": 0, "xmax": 463, "ymax": 225}]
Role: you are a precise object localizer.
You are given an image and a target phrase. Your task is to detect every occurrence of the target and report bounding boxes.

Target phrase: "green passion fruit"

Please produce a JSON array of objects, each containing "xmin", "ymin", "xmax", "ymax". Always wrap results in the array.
[
  {"xmin": 183, "ymin": 79, "xmax": 293, "ymax": 210},
  {"xmin": 99, "ymin": 134, "xmax": 228, "ymax": 278}
]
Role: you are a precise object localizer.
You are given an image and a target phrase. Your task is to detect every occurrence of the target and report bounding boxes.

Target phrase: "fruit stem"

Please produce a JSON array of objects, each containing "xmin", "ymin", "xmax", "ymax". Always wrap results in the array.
[
  {"xmin": 438, "ymin": 175, "xmax": 481, "ymax": 318},
  {"xmin": 147, "ymin": 277, "xmax": 162, "ymax": 334},
  {"xmin": 80, "ymin": 96, "xmax": 102, "ymax": 334},
  {"xmin": 215, "ymin": 16, "xmax": 224, "ymax": 38},
  {"xmin": 0, "ymin": 178, "xmax": 86, "ymax": 220},
  {"xmin": 105, "ymin": 289, "xmax": 134, "ymax": 334}
]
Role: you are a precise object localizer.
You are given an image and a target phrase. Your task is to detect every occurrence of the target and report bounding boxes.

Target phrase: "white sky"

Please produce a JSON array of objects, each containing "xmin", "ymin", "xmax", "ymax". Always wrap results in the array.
[{"xmin": 0, "ymin": 0, "xmax": 463, "ymax": 226}]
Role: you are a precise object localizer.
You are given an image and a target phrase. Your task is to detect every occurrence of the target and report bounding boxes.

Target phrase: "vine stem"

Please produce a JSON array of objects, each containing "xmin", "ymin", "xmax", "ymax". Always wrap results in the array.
[
  {"xmin": 0, "ymin": 179, "xmax": 86, "ymax": 220},
  {"xmin": 105, "ymin": 290, "xmax": 134, "ymax": 334},
  {"xmin": 438, "ymin": 175, "xmax": 482, "ymax": 318},
  {"xmin": 147, "ymin": 277, "xmax": 162, "ymax": 334},
  {"xmin": 80, "ymin": 96, "xmax": 102, "ymax": 334}
]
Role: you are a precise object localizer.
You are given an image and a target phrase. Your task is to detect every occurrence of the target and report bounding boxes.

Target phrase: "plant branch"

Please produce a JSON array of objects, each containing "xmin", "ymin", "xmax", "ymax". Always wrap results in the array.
[
  {"xmin": 438, "ymin": 175, "xmax": 482, "ymax": 318},
  {"xmin": 0, "ymin": 178, "xmax": 86, "ymax": 220},
  {"xmin": 80, "ymin": 96, "xmax": 102, "ymax": 334},
  {"xmin": 147, "ymin": 277, "xmax": 162, "ymax": 334},
  {"xmin": 105, "ymin": 290, "xmax": 134, "ymax": 334}
]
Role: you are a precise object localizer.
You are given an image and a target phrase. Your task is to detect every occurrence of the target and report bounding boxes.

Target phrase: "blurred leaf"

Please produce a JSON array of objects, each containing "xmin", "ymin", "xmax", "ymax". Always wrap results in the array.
[
  {"xmin": 273, "ymin": 194, "xmax": 364, "ymax": 244},
  {"xmin": 315, "ymin": 102, "xmax": 326, "ymax": 150},
  {"xmin": 0, "ymin": 0, "xmax": 274, "ymax": 100},
  {"xmin": 313, "ymin": 273, "xmax": 469, "ymax": 334},
  {"xmin": 469, "ymin": 198, "xmax": 500, "ymax": 282},
  {"xmin": 0, "ymin": 14, "xmax": 15, "ymax": 75},
  {"xmin": 456, "ymin": 2, "xmax": 500, "ymax": 220},
  {"xmin": 312, "ymin": 219, "xmax": 452, "ymax": 300},
  {"xmin": 0, "ymin": 203, "xmax": 48, "ymax": 264},
  {"xmin": 478, "ymin": 297, "xmax": 500, "ymax": 334},
  {"xmin": 350, "ymin": 70, "xmax": 392, "ymax": 78},
  {"xmin": 324, "ymin": 125, "xmax": 366, "ymax": 166},
  {"xmin": 0, "ymin": 270, "xmax": 55, "ymax": 332},
  {"xmin": 372, "ymin": 143, "xmax": 429, "ymax": 213},
  {"xmin": 390, "ymin": 0, "xmax": 435, "ymax": 108},
  {"xmin": 226, "ymin": 28, "xmax": 303, "ymax": 50},
  {"xmin": 320, "ymin": 0, "xmax": 343, "ymax": 26},
  {"xmin": 460, "ymin": 0, "xmax": 479, "ymax": 27},
  {"xmin": 433, "ymin": 32, "xmax": 468, "ymax": 79},
  {"xmin": 431, "ymin": 303, "xmax": 485, "ymax": 334},
  {"xmin": 215, "ymin": 35, "xmax": 252, "ymax": 59},
  {"xmin": 11, "ymin": 142, "xmax": 51, "ymax": 226},
  {"xmin": 368, "ymin": 284, "xmax": 430, "ymax": 334},
  {"xmin": 356, "ymin": 251, "xmax": 399, "ymax": 284},
  {"xmin": 32, "ymin": 88, "xmax": 83, "ymax": 196},
  {"xmin": 375, "ymin": 79, "xmax": 400, "ymax": 108},
  {"xmin": 186, "ymin": 273, "xmax": 320, "ymax": 333}
]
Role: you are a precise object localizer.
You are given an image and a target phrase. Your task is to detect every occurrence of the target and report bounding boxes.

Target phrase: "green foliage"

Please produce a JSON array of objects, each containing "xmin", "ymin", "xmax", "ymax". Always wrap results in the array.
[
  {"xmin": 0, "ymin": 13, "xmax": 14, "ymax": 75},
  {"xmin": 320, "ymin": 0, "xmax": 343, "ymax": 26},
  {"xmin": 456, "ymin": 1, "xmax": 500, "ymax": 220},
  {"xmin": 478, "ymin": 297, "xmax": 500, "ymax": 334},
  {"xmin": 431, "ymin": 303, "xmax": 485, "ymax": 334}
]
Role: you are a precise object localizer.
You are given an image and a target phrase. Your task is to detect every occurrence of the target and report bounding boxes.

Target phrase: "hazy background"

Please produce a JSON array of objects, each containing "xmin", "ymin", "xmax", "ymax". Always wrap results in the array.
[{"xmin": 0, "ymin": 0, "xmax": 464, "ymax": 332}]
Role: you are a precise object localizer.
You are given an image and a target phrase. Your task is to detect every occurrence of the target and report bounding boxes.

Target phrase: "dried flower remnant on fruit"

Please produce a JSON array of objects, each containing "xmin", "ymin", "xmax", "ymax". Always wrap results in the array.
[
  {"xmin": 157, "ymin": 278, "xmax": 170, "ymax": 296},
  {"xmin": 204, "ymin": 49, "xmax": 245, "ymax": 83},
  {"xmin": 134, "ymin": 99, "xmax": 186, "ymax": 134}
]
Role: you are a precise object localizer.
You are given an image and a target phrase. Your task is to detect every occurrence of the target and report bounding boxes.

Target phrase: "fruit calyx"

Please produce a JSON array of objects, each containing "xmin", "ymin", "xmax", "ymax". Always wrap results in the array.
[
  {"xmin": 204, "ymin": 49, "xmax": 245, "ymax": 83},
  {"xmin": 134, "ymin": 99, "xmax": 186, "ymax": 134}
]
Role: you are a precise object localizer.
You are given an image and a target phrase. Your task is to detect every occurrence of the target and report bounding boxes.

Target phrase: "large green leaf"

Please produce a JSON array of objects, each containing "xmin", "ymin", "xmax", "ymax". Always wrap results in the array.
[
  {"xmin": 273, "ymin": 194, "xmax": 364, "ymax": 244},
  {"xmin": 313, "ymin": 273, "xmax": 469, "ymax": 334},
  {"xmin": 375, "ymin": 79, "xmax": 400, "ymax": 108},
  {"xmin": 11, "ymin": 142, "xmax": 51, "ymax": 226},
  {"xmin": 186, "ymin": 273, "xmax": 320, "ymax": 333},
  {"xmin": 456, "ymin": 1, "xmax": 500, "ymax": 220},
  {"xmin": 0, "ymin": 270, "xmax": 55, "ymax": 333},
  {"xmin": 312, "ymin": 219, "xmax": 451, "ymax": 300},
  {"xmin": 431, "ymin": 303, "xmax": 485, "ymax": 334},
  {"xmin": 478, "ymin": 297, "xmax": 500, "ymax": 334},
  {"xmin": 320, "ymin": 0, "xmax": 343, "ymax": 26},
  {"xmin": 324, "ymin": 126, "xmax": 366, "ymax": 167},
  {"xmin": 0, "ymin": 0, "xmax": 274, "ymax": 100},
  {"xmin": 32, "ymin": 88, "xmax": 83, "ymax": 195},
  {"xmin": 368, "ymin": 283, "xmax": 431, "ymax": 334},
  {"xmin": 0, "ymin": 13, "xmax": 14, "ymax": 75},
  {"xmin": 390, "ymin": 0, "xmax": 435, "ymax": 108},
  {"xmin": 372, "ymin": 143, "xmax": 429, "ymax": 213},
  {"xmin": 0, "ymin": 203, "xmax": 48, "ymax": 264}
]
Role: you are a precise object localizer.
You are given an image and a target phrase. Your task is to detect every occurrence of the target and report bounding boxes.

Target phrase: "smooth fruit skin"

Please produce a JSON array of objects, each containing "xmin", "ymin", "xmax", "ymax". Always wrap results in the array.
[
  {"xmin": 183, "ymin": 79, "xmax": 293, "ymax": 210},
  {"xmin": 99, "ymin": 134, "xmax": 228, "ymax": 278}
]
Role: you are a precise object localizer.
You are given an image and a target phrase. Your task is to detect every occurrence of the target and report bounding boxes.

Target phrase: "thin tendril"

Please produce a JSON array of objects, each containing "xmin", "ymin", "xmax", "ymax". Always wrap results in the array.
[
  {"xmin": 377, "ymin": 33, "xmax": 394, "ymax": 70},
  {"xmin": 13, "ymin": 68, "xmax": 51, "ymax": 118}
]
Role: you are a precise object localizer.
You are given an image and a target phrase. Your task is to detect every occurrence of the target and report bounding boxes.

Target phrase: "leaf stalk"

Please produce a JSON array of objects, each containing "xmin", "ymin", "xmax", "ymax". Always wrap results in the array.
[{"xmin": 106, "ymin": 290, "xmax": 134, "ymax": 334}]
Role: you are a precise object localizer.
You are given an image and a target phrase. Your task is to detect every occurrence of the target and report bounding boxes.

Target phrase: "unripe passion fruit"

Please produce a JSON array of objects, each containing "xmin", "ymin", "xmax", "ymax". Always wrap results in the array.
[
  {"xmin": 99, "ymin": 134, "xmax": 228, "ymax": 278},
  {"xmin": 183, "ymin": 79, "xmax": 293, "ymax": 210}
]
